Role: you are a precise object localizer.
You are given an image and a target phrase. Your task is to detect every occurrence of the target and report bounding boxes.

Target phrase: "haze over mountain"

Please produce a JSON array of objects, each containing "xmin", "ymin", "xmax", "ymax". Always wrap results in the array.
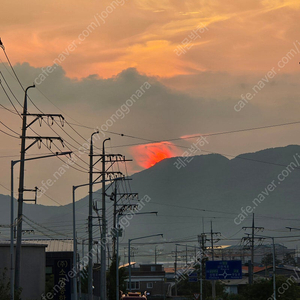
[{"xmin": 1, "ymin": 145, "xmax": 300, "ymax": 264}]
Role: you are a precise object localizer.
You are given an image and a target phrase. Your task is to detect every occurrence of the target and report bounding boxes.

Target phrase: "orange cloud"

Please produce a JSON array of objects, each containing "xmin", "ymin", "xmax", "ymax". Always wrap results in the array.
[
  {"xmin": 2, "ymin": 0, "xmax": 300, "ymax": 79},
  {"xmin": 180, "ymin": 133, "xmax": 214, "ymax": 141},
  {"xmin": 130, "ymin": 142, "xmax": 180, "ymax": 168},
  {"xmin": 180, "ymin": 133, "xmax": 204, "ymax": 140}
]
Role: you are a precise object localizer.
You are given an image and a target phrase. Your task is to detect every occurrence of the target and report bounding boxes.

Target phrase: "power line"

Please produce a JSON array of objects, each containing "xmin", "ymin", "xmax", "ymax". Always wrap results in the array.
[
  {"xmin": 0, "ymin": 152, "xmax": 54, "ymax": 159},
  {"xmin": 0, "ymin": 51, "xmax": 93, "ymax": 172},
  {"xmin": 0, "ymin": 128, "xmax": 19, "ymax": 139},
  {"xmin": 150, "ymin": 200, "xmax": 237, "ymax": 216},
  {"xmin": 0, "ymin": 120, "xmax": 19, "ymax": 136},
  {"xmin": 41, "ymin": 193, "xmax": 64, "ymax": 206},
  {"xmin": 69, "ymin": 121, "xmax": 300, "ymax": 148},
  {"xmin": 35, "ymin": 86, "xmax": 84, "ymax": 126},
  {"xmin": 0, "ymin": 80, "xmax": 21, "ymax": 117},
  {"xmin": 68, "ymin": 120, "xmax": 300, "ymax": 170},
  {"xmin": 0, "ymin": 71, "xmax": 23, "ymax": 107},
  {"xmin": 1, "ymin": 49, "xmax": 25, "ymax": 94},
  {"xmin": 0, "ymin": 104, "xmax": 19, "ymax": 115},
  {"xmin": 0, "ymin": 183, "xmax": 10, "ymax": 192},
  {"xmin": 40, "ymin": 140, "xmax": 88, "ymax": 173}
]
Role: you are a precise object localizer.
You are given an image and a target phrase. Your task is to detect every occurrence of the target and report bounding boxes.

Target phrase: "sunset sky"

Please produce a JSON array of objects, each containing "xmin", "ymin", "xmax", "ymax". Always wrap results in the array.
[{"xmin": 1, "ymin": 0, "xmax": 300, "ymax": 205}]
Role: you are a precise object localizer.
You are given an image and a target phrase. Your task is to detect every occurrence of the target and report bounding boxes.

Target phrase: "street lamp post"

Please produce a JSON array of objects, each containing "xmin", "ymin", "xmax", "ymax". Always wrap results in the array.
[
  {"xmin": 255, "ymin": 234, "xmax": 276, "ymax": 300},
  {"xmin": 73, "ymin": 183, "xmax": 91, "ymax": 300},
  {"xmin": 175, "ymin": 244, "xmax": 201, "ymax": 300},
  {"xmin": 74, "ymin": 175, "xmax": 124, "ymax": 300},
  {"xmin": 10, "ymin": 152, "xmax": 71, "ymax": 299},
  {"xmin": 72, "ymin": 186, "xmax": 78, "ymax": 300},
  {"xmin": 116, "ymin": 214, "xmax": 121, "ymax": 300},
  {"xmin": 73, "ymin": 181, "xmax": 117, "ymax": 300},
  {"xmin": 88, "ymin": 130, "xmax": 99, "ymax": 300},
  {"xmin": 116, "ymin": 212, "xmax": 158, "ymax": 300},
  {"xmin": 128, "ymin": 234, "xmax": 163, "ymax": 292},
  {"xmin": 100, "ymin": 137, "xmax": 110, "ymax": 300}
]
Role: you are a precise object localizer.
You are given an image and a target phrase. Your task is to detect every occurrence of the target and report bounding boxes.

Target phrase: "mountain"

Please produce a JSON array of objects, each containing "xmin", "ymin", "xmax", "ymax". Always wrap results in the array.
[{"xmin": 1, "ymin": 145, "xmax": 300, "ymax": 264}]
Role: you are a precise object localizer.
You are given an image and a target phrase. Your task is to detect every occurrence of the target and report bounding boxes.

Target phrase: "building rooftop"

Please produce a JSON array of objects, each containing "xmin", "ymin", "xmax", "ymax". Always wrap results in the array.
[{"xmin": 0, "ymin": 239, "xmax": 72, "ymax": 251}]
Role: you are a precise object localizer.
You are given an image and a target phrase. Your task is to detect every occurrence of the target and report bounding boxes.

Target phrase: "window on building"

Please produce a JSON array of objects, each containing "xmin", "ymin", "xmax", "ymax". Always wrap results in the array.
[
  {"xmin": 151, "ymin": 266, "xmax": 156, "ymax": 272},
  {"xmin": 127, "ymin": 281, "xmax": 140, "ymax": 290},
  {"xmin": 147, "ymin": 282, "xmax": 153, "ymax": 289}
]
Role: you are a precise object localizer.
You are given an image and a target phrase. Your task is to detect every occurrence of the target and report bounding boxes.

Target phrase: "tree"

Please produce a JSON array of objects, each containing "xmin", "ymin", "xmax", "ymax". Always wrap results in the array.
[
  {"xmin": 80, "ymin": 266, "xmax": 88, "ymax": 293},
  {"xmin": 224, "ymin": 294, "xmax": 247, "ymax": 300},
  {"xmin": 261, "ymin": 253, "xmax": 280, "ymax": 266},
  {"xmin": 175, "ymin": 273, "xmax": 224, "ymax": 299},
  {"xmin": 240, "ymin": 276, "xmax": 300, "ymax": 300},
  {"xmin": 223, "ymin": 294, "xmax": 246, "ymax": 300},
  {"xmin": 282, "ymin": 253, "xmax": 296, "ymax": 266},
  {"xmin": 0, "ymin": 268, "xmax": 22, "ymax": 300},
  {"xmin": 45, "ymin": 274, "xmax": 54, "ymax": 294},
  {"xmin": 107, "ymin": 254, "xmax": 127, "ymax": 300}
]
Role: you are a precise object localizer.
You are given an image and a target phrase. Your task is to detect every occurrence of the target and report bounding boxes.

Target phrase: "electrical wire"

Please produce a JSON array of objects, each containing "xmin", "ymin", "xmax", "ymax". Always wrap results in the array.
[
  {"xmin": 0, "ymin": 120, "xmax": 19, "ymax": 135},
  {"xmin": 0, "ymin": 128, "xmax": 19, "ymax": 139},
  {"xmin": 69, "ymin": 121, "xmax": 300, "ymax": 148},
  {"xmin": 0, "ymin": 104, "xmax": 19, "ymax": 115},
  {"xmin": 23, "ymin": 215, "xmax": 70, "ymax": 238},
  {"xmin": 0, "ymin": 183, "xmax": 10, "ymax": 192},
  {"xmin": 67, "ymin": 120, "xmax": 300, "ymax": 171},
  {"xmin": 0, "ymin": 80, "xmax": 21, "ymax": 117},
  {"xmin": 40, "ymin": 140, "xmax": 87, "ymax": 173},
  {"xmin": 0, "ymin": 51, "xmax": 93, "ymax": 173}
]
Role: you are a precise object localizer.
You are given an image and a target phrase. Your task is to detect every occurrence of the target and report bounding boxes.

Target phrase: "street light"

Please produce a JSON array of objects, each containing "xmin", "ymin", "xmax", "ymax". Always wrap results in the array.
[
  {"xmin": 100, "ymin": 137, "xmax": 110, "ymax": 300},
  {"xmin": 255, "ymin": 234, "xmax": 276, "ymax": 300},
  {"xmin": 88, "ymin": 130, "xmax": 99, "ymax": 300},
  {"xmin": 10, "ymin": 151, "xmax": 71, "ymax": 300},
  {"xmin": 128, "ymin": 233, "xmax": 163, "ymax": 292},
  {"xmin": 175, "ymin": 244, "xmax": 202, "ymax": 300},
  {"xmin": 116, "ymin": 212, "xmax": 158, "ymax": 300},
  {"xmin": 73, "ymin": 175, "xmax": 123, "ymax": 300},
  {"xmin": 72, "ymin": 183, "xmax": 91, "ymax": 300}
]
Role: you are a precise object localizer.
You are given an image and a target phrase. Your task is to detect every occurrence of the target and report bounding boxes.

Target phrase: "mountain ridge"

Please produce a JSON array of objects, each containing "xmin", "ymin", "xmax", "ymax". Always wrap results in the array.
[{"xmin": 1, "ymin": 145, "xmax": 300, "ymax": 258}]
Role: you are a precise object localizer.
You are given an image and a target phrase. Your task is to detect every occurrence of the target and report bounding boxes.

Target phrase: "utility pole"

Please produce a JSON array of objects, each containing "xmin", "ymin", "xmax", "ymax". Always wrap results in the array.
[
  {"xmin": 174, "ymin": 245, "xmax": 177, "ymax": 296},
  {"xmin": 201, "ymin": 221, "xmax": 220, "ymax": 300},
  {"xmin": 201, "ymin": 222, "xmax": 220, "ymax": 300},
  {"xmin": 94, "ymin": 143, "xmax": 130, "ymax": 300},
  {"xmin": 186, "ymin": 245, "xmax": 188, "ymax": 265},
  {"xmin": 15, "ymin": 85, "xmax": 66, "ymax": 290},
  {"xmin": 209, "ymin": 221, "xmax": 220, "ymax": 300},
  {"xmin": 251, "ymin": 215, "xmax": 254, "ymax": 284},
  {"xmin": 110, "ymin": 179, "xmax": 137, "ymax": 255},
  {"xmin": 198, "ymin": 234, "xmax": 207, "ymax": 300},
  {"xmin": 87, "ymin": 137, "xmax": 121, "ymax": 299},
  {"xmin": 112, "ymin": 181, "xmax": 117, "ymax": 256},
  {"xmin": 128, "ymin": 234, "xmax": 163, "ymax": 292},
  {"xmin": 242, "ymin": 213, "xmax": 264, "ymax": 285},
  {"xmin": 211, "ymin": 221, "xmax": 216, "ymax": 300},
  {"xmin": 88, "ymin": 131, "xmax": 99, "ymax": 299},
  {"xmin": 116, "ymin": 211, "xmax": 156, "ymax": 299},
  {"xmin": 100, "ymin": 138, "xmax": 109, "ymax": 300},
  {"xmin": 11, "ymin": 152, "xmax": 70, "ymax": 300},
  {"xmin": 255, "ymin": 234, "xmax": 277, "ymax": 300},
  {"xmin": 87, "ymin": 135, "xmax": 133, "ymax": 299},
  {"xmin": 15, "ymin": 85, "xmax": 34, "ymax": 290},
  {"xmin": 75, "ymin": 177, "xmax": 116, "ymax": 300}
]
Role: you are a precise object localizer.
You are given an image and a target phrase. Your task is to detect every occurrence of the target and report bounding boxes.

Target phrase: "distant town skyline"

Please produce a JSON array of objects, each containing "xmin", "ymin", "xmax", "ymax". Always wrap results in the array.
[{"xmin": 1, "ymin": 0, "xmax": 300, "ymax": 205}]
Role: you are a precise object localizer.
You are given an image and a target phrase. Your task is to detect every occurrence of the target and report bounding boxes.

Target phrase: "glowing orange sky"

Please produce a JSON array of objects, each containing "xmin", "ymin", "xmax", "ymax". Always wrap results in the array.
[
  {"xmin": 1, "ymin": 0, "xmax": 300, "ymax": 79},
  {"xmin": 1, "ymin": 0, "xmax": 300, "ymax": 204},
  {"xmin": 130, "ymin": 142, "xmax": 180, "ymax": 168}
]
